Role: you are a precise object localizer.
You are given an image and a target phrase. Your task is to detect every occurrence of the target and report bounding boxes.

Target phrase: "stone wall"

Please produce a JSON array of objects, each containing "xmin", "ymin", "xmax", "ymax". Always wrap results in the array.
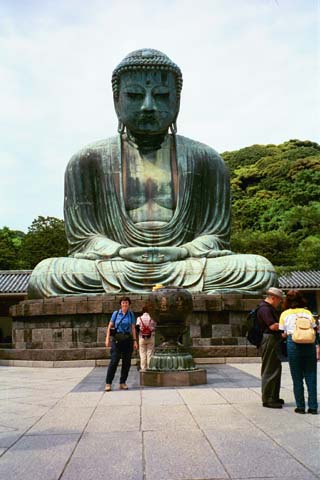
[{"xmin": 7, "ymin": 293, "xmax": 261, "ymax": 358}]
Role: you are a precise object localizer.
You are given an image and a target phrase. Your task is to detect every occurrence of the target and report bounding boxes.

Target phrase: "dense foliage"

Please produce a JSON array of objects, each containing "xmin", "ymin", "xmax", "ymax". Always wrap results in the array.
[
  {"xmin": 0, "ymin": 227, "xmax": 25, "ymax": 269},
  {"xmin": 222, "ymin": 139, "xmax": 320, "ymax": 272},
  {"xmin": 21, "ymin": 216, "xmax": 68, "ymax": 268},
  {"xmin": 0, "ymin": 216, "xmax": 68, "ymax": 269},
  {"xmin": 1, "ymin": 139, "xmax": 319, "ymax": 271}
]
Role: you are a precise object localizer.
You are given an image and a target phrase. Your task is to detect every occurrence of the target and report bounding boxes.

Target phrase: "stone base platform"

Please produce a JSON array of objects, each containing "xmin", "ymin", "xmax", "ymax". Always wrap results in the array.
[
  {"xmin": 0, "ymin": 345, "xmax": 258, "ymax": 362},
  {"xmin": 0, "ymin": 356, "xmax": 262, "ymax": 368},
  {"xmin": 140, "ymin": 368, "xmax": 207, "ymax": 386},
  {"xmin": 7, "ymin": 293, "xmax": 262, "ymax": 361}
]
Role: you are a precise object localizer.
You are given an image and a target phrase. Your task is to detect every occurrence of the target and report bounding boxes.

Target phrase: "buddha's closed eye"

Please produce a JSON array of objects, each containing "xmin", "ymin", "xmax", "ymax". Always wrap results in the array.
[{"xmin": 127, "ymin": 92, "xmax": 144, "ymax": 99}]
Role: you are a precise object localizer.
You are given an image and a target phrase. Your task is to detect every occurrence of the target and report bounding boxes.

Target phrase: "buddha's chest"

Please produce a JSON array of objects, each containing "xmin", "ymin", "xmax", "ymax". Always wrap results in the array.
[
  {"xmin": 124, "ymin": 157, "xmax": 173, "ymax": 206},
  {"xmin": 122, "ymin": 142, "xmax": 176, "ymax": 224}
]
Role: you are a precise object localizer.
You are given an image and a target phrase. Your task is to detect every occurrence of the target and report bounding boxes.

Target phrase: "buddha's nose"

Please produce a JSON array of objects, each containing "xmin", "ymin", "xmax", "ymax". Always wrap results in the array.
[{"xmin": 141, "ymin": 92, "xmax": 156, "ymax": 112}]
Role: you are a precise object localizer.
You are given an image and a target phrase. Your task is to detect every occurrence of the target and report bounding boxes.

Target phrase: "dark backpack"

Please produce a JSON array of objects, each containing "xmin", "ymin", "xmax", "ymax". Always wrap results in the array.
[{"xmin": 246, "ymin": 306, "xmax": 263, "ymax": 347}]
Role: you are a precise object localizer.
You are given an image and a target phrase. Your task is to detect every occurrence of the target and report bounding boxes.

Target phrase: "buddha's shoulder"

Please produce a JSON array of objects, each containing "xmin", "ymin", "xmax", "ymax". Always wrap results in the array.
[
  {"xmin": 176, "ymin": 135, "xmax": 223, "ymax": 161},
  {"xmin": 68, "ymin": 136, "xmax": 119, "ymax": 165}
]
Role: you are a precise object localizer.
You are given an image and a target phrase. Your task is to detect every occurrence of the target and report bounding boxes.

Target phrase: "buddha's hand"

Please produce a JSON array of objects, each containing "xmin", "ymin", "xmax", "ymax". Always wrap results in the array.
[
  {"xmin": 74, "ymin": 252, "xmax": 102, "ymax": 260},
  {"xmin": 119, "ymin": 246, "xmax": 189, "ymax": 263},
  {"xmin": 207, "ymin": 249, "xmax": 234, "ymax": 258}
]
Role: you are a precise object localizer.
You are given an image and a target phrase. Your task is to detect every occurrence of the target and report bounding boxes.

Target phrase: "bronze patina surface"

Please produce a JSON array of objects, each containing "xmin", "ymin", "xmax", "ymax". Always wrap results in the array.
[
  {"xmin": 148, "ymin": 286, "xmax": 193, "ymax": 344},
  {"xmin": 147, "ymin": 286, "xmax": 196, "ymax": 373},
  {"xmin": 28, "ymin": 48, "xmax": 277, "ymax": 298}
]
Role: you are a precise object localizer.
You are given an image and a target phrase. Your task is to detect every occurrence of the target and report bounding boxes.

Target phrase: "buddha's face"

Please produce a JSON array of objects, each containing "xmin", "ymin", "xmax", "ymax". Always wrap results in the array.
[{"xmin": 115, "ymin": 70, "xmax": 179, "ymax": 135}]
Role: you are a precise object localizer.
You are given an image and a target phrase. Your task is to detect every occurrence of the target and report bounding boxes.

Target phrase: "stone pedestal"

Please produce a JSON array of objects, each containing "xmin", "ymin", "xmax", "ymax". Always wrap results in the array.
[
  {"xmin": 140, "ymin": 368, "xmax": 207, "ymax": 387},
  {"xmin": 6, "ymin": 293, "xmax": 262, "ymax": 360}
]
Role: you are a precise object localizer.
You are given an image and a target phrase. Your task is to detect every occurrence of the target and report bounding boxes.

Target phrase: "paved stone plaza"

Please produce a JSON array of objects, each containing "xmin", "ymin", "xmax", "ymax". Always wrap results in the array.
[{"xmin": 0, "ymin": 362, "xmax": 319, "ymax": 480}]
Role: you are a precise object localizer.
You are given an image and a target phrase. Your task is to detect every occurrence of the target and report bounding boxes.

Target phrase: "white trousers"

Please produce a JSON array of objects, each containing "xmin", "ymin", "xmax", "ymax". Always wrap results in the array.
[{"xmin": 139, "ymin": 336, "xmax": 155, "ymax": 370}]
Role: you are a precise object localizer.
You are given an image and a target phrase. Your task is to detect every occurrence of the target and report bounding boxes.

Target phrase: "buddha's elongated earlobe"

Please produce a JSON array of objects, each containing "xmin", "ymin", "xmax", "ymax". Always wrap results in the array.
[
  {"xmin": 170, "ymin": 121, "xmax": 177, "ymax": 134},
  {"xmin": 118, "ymin": 120, "xmax": 125, "ymax": 134}
]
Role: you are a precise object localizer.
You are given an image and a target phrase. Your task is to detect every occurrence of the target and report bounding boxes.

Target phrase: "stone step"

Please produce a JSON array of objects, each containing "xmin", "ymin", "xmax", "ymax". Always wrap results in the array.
[
  {"xmin": 0, "ymin": 344, "xmax": 258, "ymax": 361},
  {"xmin": 0, "ymin": 356, "xmax": 262, "ymax": 368}
]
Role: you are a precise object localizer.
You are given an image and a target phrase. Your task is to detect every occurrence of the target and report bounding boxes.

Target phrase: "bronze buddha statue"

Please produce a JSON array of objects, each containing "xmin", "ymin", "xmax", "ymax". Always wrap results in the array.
[{"xmin": 28, "ymin": 48, "xmax": 277, "ymax": 298}]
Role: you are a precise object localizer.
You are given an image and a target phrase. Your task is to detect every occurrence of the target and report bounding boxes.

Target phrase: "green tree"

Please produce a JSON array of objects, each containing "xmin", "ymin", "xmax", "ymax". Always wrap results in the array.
[
  {"xmin": 0, "ymin": 227, "xmax": 25, "ymax": 269},
  {"xmin": 223, "ymin": 139, "xmax": 320, "ymax": 270},
  {"xmin": 296, "ymin": 236, "xmax": 320, "ymax": 270},
  {"xmin": 21, "ymin": 216, "xmax": 68, "ymax": 269},
  {"xmin": 230, "ymin": 230, "xmax": 295, "ymax": 266}
]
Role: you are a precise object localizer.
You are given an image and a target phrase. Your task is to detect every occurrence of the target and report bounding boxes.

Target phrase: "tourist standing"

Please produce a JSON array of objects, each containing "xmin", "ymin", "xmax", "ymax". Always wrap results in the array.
[
  {"xmin": 315, "ymin": 315, "xmax": 320, "ymax": 361},
  {"xmin": 257, "ymin": 287, "xmax": 284, "ymax": 408},
  {"xmin": 105, "ymin": 296, "xmax": 138, "ymax": 391},
  {"xmin": 279, "ymin": 290, "xmax": 318, "ymax": 414},
  {"xmin": 136, "ymin": 305, "xmax": 156, "ymax": 371}
]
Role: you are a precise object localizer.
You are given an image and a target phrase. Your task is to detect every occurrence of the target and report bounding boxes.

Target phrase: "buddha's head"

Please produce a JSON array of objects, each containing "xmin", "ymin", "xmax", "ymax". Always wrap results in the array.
[{"xmin": 112, "ymin": 49, "xmax": 183, "ymax": 136}]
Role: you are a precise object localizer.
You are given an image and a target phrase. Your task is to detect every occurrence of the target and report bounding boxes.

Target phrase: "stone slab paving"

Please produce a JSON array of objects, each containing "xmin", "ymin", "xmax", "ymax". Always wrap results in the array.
[
  {"xmin": 141, "ymin": 388, "xmax": 184, "ymax": 405},
  {"xmin": 205, "ymin": 424, "xmax": 314, "ymax": 479},
  {"xmin": 0, "ymin": 363, "xmax": 319, "ymax": 479},
  {"xmin": 144, "ymin": 429, "xmax": 228, "ymax": 480},
  {"xmin": 100, "ymin": 389, "xmax": 141, "ymax": 406},
  {"xmin": 27, "ymin": 406, "xmax": 95, "ymax": 435},
  {"xmin": 61, "ymin": 431, "xmax": 143, "ymax": 480},
  {"xmin": 87, "ymin": 405, "xmax": 141, "ymax": 433},
  {"xmin": 0, "ymin": 434, "xmax": 81, "ymax": 480}
]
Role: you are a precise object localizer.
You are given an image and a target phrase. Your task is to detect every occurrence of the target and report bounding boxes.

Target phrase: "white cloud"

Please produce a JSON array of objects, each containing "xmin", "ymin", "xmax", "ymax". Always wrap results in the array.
[{"xmin": 0, "ymin": 0, "xmax": 318, "ymax": 231}]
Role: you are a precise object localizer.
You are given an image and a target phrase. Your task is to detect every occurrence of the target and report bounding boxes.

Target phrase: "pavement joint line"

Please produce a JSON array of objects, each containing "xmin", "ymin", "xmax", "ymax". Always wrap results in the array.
[
  {"xmin": 230, "ymin": 401, "xmax": 320, "ymax": 478},
  {"xmin": 70, "ymin": 367, "xmax": 98, "ymax": 392},
  {"xmin": 139, "ymin": 386, "xmax": 148, "ymax": 480},
  {"xmin": 141, "ymin": 430, "xmax": 147, "ymax": 480},
  {"xmin": 0, "ymin": 368, "xmax": 96, "ymax": 460},
  {"xmin": 57, "ymin": 382, "xmax": 105, "ymax": 480},
  {"xmin": 0, "ymin": 403, "xmax": 62, "ymax": 459},
  {"xmin": 184, "ymin": 365, "xmax": 318, "ymax": 479},
  {"xmin": 25, "ymin": 432, "xmax": 81, "ymax": 436},
  {"xmin": 10, "ymin": 400, "xmax": 61, "ymax": 409},
  {"xmin": 0, "ymin": 421, "xmax": 33, "ymax": 458},
  {"xmin": 0, "ymin": 365, "xmax": 318, "ymax": 479},
  {"xmin": 176, "ymin": 388, "xmax": 233, "ymax": 480},
  {"xmin": 0, "ymin": 424, "xmax": 18, "ymax": 432}
]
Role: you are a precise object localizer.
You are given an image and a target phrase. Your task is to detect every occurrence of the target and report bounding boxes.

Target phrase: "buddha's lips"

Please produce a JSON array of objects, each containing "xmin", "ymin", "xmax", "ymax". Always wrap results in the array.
[{"xmin": 138, "ymin": 114, "xmax": 157, "ymax": 121}]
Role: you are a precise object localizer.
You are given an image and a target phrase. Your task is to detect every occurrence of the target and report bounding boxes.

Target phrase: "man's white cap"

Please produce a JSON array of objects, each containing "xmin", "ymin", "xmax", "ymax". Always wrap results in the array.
[{"xmin": 266, "ymin": 287, "xmax": 283, "ymax": 299}]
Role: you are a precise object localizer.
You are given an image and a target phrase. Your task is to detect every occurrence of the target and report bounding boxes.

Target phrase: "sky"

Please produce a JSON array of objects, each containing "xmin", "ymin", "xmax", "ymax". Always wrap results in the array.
[{"xmin": 0, "ymin": 0, "xmax": 319, "ymax": 232}]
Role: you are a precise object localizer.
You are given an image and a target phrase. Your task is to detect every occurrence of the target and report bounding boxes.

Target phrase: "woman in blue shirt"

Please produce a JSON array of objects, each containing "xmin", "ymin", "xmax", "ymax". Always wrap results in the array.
[{"xmin": 105, "ymin": 296, "xmax": 138, "ymax": 391}]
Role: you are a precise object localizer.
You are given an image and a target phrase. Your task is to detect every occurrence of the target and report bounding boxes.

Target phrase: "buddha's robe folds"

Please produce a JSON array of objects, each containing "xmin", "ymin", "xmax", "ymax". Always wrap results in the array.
[{"xmin": 28, "ymin": 135, "xmax": 276, "ymax": 298}]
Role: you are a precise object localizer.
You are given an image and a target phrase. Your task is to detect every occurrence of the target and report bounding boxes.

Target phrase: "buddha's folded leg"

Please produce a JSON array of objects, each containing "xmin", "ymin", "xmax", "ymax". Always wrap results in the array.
[
  {"xmin": 97, "ymin": 257, "xmax": 206, "ymax": 293},
  {"xmin": 28, "ymin": 257, "xmax": 105, "ymax": 299},
  {"xmin": 203, "ymin": 254, "xmax": 277, "ymax": 294},
  {"xmin": 27, "ymin": 253, "xmax": 277, "ymax": 299}
]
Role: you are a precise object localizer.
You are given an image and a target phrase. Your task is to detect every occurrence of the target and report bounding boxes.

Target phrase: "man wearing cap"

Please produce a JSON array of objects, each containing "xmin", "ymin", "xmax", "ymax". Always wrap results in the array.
[{"xmin": 258, "ymin": 287, "xmax": 284, "ymax": 408}]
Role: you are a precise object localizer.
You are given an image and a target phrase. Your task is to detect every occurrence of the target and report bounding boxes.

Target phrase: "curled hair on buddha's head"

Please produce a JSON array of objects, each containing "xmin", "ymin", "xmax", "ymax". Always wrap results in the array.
[
  {"xmin": 112, "ymin": 48, "xmax": 183, "ymax": 100},
  {"xmin": 282, "ymin": 289, "xmax": 307, "ymax": 310},
  {"xmin": 119, "ymin": 296, "xmax": 131, "ymax": 305}
]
